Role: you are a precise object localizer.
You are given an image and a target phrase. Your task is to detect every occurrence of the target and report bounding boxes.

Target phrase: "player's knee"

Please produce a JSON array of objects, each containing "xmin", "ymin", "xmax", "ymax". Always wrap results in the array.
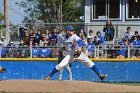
[{"xmin": 56, "ymin": 65, "xmax": 63, "ymax": 70}]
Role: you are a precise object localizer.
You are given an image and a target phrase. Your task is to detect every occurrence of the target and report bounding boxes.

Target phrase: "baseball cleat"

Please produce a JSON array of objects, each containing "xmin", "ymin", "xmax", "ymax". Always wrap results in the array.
[
  {"xmin": 44, "ymin": 76, "xmax": 50, "ymax": 80},
  {"xmin": 99, "ymin": 74, "xmax": 108, "ymax": 80}
]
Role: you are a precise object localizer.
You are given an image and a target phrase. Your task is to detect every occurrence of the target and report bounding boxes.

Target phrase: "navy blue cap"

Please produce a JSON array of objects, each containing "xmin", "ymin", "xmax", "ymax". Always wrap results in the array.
[
  {"xmin": 119, "ymin": 42, "xmax": 124, "ymax": 45},
  {"xmin": 66, "ymin": 26, "xmax": 74, "ymax": 31}
]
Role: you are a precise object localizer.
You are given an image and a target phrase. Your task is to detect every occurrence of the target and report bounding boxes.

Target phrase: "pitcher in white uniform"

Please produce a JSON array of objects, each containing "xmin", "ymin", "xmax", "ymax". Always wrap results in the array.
[{"xmin": 45, "ymin": 26, "xmax": 108, "ymax": 80}]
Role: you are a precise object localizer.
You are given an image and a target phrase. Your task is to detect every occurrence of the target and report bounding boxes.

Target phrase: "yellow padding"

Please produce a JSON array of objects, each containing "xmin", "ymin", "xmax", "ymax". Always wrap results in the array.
[
  {"xmin": 0, "ymin": 58, "xmax": 57, "ymax": 61},
  {"xmin": 0, "ymin": 58, "xmax": 140, "ymax": 62},
  {"xmin": 90, "ymin": 58, "xmax": 140, "ymax": 62}
]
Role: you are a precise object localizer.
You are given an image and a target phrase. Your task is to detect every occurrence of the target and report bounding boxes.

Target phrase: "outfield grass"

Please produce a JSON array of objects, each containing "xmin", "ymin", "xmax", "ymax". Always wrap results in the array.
[{"xmin": 106, "ymin": 82, "xmax": 140, "ymax": 86}]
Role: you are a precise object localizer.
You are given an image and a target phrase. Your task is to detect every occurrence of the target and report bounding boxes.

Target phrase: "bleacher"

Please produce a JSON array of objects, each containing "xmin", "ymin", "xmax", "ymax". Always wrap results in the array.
[{"xmin": 0, "ymin": 23, "xmax": 140, "ymax": 58}]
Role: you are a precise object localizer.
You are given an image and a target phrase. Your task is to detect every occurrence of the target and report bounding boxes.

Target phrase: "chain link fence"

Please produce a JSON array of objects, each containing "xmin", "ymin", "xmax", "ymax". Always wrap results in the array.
[
  {"xmin": 0, "ymin": 45, "xmax": 139, "ymax": 58},
  {"xmin": 1, "ymin": 22, "xmax": 140, "ymax": 42},
  {"xmin": 0, "ymin": 22, "xmax": 140, "ymax": 58}
]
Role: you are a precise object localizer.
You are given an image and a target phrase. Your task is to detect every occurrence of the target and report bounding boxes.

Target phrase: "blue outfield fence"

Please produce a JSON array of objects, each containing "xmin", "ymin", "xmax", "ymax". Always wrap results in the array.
[{"xmin": 0, "ymin": 61, "xmax": 140, "ymax": 82}]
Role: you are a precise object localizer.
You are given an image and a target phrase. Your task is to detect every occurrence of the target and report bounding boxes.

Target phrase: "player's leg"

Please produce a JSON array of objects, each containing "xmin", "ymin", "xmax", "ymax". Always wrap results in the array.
[
  {"xmin": 58, "ymin": 68, "xmax": 63, "ymax": 80},
  {"xmin": 44, "ymin": 55, "xmax": 74, "ymax": 80},
  {"xmin": 75, "ymin": 53, "xmax": 99, "ymax": 75},
  {"xmin": 75, "ymin": 53, "xmax": 107, "ymax": 80},
  {"xmin": 65, "ymin": 64, "xmax": 72, "ymax": 80},
  {"xmin": 58, "ymin": 49, "xmax": 64, "ymax": 80}
]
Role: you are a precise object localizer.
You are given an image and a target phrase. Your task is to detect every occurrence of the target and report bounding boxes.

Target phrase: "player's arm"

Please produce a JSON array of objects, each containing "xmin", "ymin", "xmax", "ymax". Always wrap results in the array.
[{"xmin": 73, "ymin": 35, "xmax": 83, "ymax": 57}]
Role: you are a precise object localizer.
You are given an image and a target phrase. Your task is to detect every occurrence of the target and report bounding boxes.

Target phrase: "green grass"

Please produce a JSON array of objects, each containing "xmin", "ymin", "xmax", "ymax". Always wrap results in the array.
[
  {"xmin": 106, "ymin": 82, "xmax": 140, "ymax": 86},
  {"xmin": 95, "ymin": 81, "xmax": 140, "ymax": 86}
]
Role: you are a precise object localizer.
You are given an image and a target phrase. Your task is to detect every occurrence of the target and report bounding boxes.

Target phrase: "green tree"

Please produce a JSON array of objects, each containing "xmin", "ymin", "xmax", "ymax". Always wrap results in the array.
[
  {"xmin": 0, "ymin": 13, "xmax": 4, "ymax": 30},
  {"xmin": 16, "ymin": 0, "xmax": 84, "ymax": 23}
]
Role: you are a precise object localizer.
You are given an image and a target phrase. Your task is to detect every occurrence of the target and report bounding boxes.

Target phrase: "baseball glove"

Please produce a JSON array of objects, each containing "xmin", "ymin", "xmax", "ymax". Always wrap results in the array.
[
  {"xmin": 0, "ymin": 68, "xmax": 6, "ymax": 73},
  {"xmin": 73, "ymin": 50, "xmax": 82, "ymax": 58}
]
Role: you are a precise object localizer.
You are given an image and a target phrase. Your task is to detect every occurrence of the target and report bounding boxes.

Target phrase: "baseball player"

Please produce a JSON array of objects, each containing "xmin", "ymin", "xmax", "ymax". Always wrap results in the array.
[
  {"xmin": 44, "ymin": 26, "xmax": 107, "ymax": 81},
  {"xmin": 57, "ymin": 30, "xmax": 72, "ymax": 80}
]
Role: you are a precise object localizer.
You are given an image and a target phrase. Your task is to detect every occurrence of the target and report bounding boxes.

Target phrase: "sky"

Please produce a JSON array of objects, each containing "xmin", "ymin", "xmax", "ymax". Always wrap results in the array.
[{"xmin": 0, "ymin": 0, "xmax": 25, "ymax": 24}]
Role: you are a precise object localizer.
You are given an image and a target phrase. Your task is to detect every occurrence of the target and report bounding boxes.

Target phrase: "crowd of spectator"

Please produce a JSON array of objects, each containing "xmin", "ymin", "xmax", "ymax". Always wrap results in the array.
[
  {"xmin": 0, "ymin": 22, "xmax": 140, "ymax": 58},
  {"xmin": 107, "ymin": 26, "xmax": 140, "ymax": 58}
]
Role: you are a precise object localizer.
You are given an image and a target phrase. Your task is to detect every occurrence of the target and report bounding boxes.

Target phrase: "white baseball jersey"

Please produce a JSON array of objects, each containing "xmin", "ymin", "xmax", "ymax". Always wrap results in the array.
[{"xmin": 63, "ymin": 34, "xmax": 81, "ymax": 55}]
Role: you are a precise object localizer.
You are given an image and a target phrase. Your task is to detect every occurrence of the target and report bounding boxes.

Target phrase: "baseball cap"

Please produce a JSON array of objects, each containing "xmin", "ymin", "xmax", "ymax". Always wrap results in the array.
[{"xmin": 66, "ymin": 26, "xmax": 74, "ymax": 31}]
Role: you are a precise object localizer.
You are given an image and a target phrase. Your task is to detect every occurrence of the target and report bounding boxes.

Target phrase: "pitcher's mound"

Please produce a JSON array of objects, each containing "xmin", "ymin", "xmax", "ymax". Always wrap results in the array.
[{"xmin": 0, "ymin": 80, "xmax": 140, "ymax": 92}]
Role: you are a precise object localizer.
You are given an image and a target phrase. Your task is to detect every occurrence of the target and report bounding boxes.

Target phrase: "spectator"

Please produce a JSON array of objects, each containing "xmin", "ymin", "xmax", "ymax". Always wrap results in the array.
[
  {"xmin": 78, "ymin": 32, "xmax": 84, "ymax": 39},
  {"xmin": 116, "ymin": 42, "xmax": 127, "ymax": 58},
  {"xmin": 0, "ymin": 36, "xmax": 8, "ymax": 46},
  {"xmin": 32, "ymin": 42, "xmax": 41, "ymax": 58},
  {"xmin": 77, "ymin": 29, "xmax": 87, "ymax": 45},
  {"xmin": 49, "ymin": 27, "xmax": 58, "ymax": 46},
  {"xmin": 30, "ymin": 31, "xmax": 39, "ymax": 45},
  {"xmin": 40, "ymin": 35, "xmax": 48, "ymax": 47},
  {"xmin": 137, "ymin": 38, "xmax": 140, "ymax": 58},
  {"xmin": 78, "ymin": 28, "xmax": 86, "ymax": 39},
  {"xmin": 132, "ymin": 36, "xmax": 139, "ymax": 48},
  {"xmin": 129, "ymin": 42, "xmax": 137, "ymax": 58},
  {"xmin": 123, "ymin": 39, "xmax": 130, "ymax": 49},
  {"xmin": 103, "ymin": 18, "xmax": 115, "ymax": 41},
  {"xmin": 40, "ymin": 42, "xmax": 52, "ymax": 58},
  {"xmin": 93, "ymin": 36, "xmax": 101, "ymax": 45},
  {"xmin": 87, "ymin": 36, "xmax": 95, "ymax": 58},
  {"xmin": 88, "ymin": 30, "xmax": 94, "ymax": 40},
  {"xmin": 132, "ymin": 36, "xmax": 140, "ymax": 57},
  {"xmin": 81, "ymin": 36, "xmax": 87, "ymax": 46},
  {"xmin": 23, "ymin": 32, "xmax": 31, "ymax": 46},
  {"xmin": 0, "ymin": 41, "xmax": 6, "ymax": 58},
  {"xmin": 107, "ymin": 43, "xmax": 117, "ymax": 58},
  {"xmin": 35, "ymin": 30, "xmax": 42, "ymax": 44},
  {"xmin": 45, "ymin": 30, "xmax": 49, "ymax": 39},
  {"xmin": 131, "ymin": 31, "xmax": 140, "ymax": 41},
  {"xmin": 124, "ymin": 27, "xmax": 134, "ymax": 39},
  {"xmin": 96, "ymin": 31, "xmax": 105, "ymax": 44},
  {"xmin": 6, "ymin": 41, "xmax": 17, "ymax": 58},
  {"xmin": 57, "ymin": 30, "xmax": 65, "ymax": 46},
  {"xmin": 18, "ymin": 39, "xmax": 26, "ymax": 57},
  {"xmin": 19, "ymin": 27, "xmax": 26, "ymax": 40}
]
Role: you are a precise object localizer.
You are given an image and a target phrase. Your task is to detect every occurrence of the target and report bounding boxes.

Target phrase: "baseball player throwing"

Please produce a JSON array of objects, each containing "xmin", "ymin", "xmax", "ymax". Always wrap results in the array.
[
  {"xmin": 44, "ymin": 25, "xmax": 107, "ymax": 80},
  {"xmin": 57, "ymin": 30, "xmax": 72, "ymax": 80}
]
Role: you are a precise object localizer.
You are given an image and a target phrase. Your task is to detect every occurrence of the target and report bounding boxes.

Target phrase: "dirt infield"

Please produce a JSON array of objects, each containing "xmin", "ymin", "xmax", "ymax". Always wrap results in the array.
[{"xmin": 0, "ymin": 80, "xmax": 140, "ymax": 93}]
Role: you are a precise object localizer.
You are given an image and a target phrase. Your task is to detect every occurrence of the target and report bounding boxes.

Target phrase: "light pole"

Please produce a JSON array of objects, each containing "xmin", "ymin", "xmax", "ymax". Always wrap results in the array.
[
  {"xmin": 60, "ymin": 0, "xmax": 62, "ymax": 29},
  {"xmin": 4, "ymin": 0, "xmax": 10, "ymax": 42}
]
